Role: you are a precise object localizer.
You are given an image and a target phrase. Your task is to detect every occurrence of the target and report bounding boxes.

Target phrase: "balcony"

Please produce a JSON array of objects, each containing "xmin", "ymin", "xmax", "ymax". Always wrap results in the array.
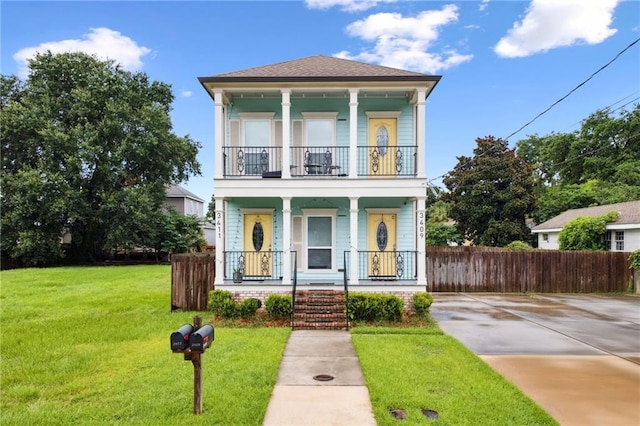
[{"xmin": 222, "ymin": 145, "xmax": 417, "ymax": 177}]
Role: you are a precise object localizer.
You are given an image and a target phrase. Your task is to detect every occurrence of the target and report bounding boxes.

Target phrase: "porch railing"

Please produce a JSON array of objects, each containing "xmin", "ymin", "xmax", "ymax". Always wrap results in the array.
[
  {"xmin": 290, "ymin": 146, "xmax": 349, "ymax": 176},
  {"xmin": 223, "ymin": 250, "xmax": 284, "ymax": 280},
  {"xmin": 357, "ymin": 145, "xmax": 417, "ymax": 176},
  {"xmin": 223, "ymin": 146, "xmax": 282, "ymax": 177},
  {"xmin": 344, "ymin": 250, "xmax": 417, "ymax": 281}
]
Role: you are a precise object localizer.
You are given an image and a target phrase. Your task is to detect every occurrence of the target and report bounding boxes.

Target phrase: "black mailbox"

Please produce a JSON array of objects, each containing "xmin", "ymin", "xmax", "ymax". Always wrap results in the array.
[
  {"xmin": 171, "ymin": 324, "xmax": 194, "ymax": 351},
  {"xmin": 189, "ymin": 324, "xmax": 214, "ymax": 352}
]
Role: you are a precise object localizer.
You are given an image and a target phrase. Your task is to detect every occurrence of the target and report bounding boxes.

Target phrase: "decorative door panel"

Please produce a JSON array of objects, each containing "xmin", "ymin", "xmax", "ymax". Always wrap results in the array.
[
  {"xmin": 243, "ymin": 213, "xmax": 272, "ymax": 277},
  {"xmin": 368, "ymin": 118, "xmax": 397, "ymax": 176},
  {"xmin": 367, "ymin": 213, "xmax": 397, "ymax": 278}
]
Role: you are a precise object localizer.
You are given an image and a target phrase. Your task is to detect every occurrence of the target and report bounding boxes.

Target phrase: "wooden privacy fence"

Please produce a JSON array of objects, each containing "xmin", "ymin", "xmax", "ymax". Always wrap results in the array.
[
  {"xmin": 427, "ymin": 247, "xmax": 634, "ymax": 293},
  {"xmin": 171, "ymin": 253, "xmax": 215, "ymax": 311}
]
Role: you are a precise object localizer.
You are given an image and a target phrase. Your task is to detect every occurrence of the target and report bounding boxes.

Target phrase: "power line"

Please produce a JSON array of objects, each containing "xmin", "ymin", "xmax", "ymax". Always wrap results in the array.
[{"xmin": 503, "ymin": 36, "xmax": 640, "ymax": 141}]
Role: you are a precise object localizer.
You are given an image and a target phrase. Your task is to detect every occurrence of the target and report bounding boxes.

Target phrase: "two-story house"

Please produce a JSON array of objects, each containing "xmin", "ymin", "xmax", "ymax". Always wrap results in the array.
[{"xmin": 198, "ymin": 55, "xmax": 440, "ymax": 308}]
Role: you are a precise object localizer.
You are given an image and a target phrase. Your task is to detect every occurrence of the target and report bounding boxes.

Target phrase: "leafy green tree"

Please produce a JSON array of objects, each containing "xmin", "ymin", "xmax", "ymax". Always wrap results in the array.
[
  {"xmin": 443, "ymin": 136, "xmax": 537, "ymax": 247},
  {"xmin": 1, "ymin": 52, "xmax": 201, "ymax": 265},
  {"xmin": 425, "ymin": 200, "xmax": 461, "ymax": 246},
  {"xmin": 558, "ymin": 212, "xmax": 618, "ymax": 251},
  {"xmin": 153, "ymin": 209, "xmax": 206, "ymax": 257}
]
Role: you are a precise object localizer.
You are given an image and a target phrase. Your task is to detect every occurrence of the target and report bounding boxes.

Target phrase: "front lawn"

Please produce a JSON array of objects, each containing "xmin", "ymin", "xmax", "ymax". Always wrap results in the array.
[
  {"xmin": 0, "ymin": 266, "xmax": 289, "ymax": 425},
  {"xmin": 2, "ymin": 265, "xmax": 557, "ymax": 425}
]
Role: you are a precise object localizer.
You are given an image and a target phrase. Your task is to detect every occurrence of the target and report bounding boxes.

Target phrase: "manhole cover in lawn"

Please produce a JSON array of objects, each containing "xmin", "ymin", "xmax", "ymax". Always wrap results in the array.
[
  {"xmin": 390, "ymin": 409, "xmax": 406, "ymax": 420},
  {"xmin": 422, "ymin": 408, "xmax": 439, "ymax": 419},
  {"xmin": 313, "ymin": 374, "xmax": 334, "ymax": 381}
]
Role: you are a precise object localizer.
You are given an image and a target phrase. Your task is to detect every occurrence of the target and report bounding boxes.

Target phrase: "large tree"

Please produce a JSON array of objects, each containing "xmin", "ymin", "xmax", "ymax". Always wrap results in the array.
[
  {"xmin": 516, "ymin": 104, "xmax": 640, "ymax": 223},
  {"xmin": 1, "ymin": 52, "xmax": 201, "ymax": 265},
  {"xmin": 443, "ymin": 136, "xmax": 537, "ymax": 247}
]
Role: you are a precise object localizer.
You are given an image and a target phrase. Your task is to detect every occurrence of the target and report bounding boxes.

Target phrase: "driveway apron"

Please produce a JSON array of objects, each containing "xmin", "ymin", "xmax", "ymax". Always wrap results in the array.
[{"xmin": 430, "ymin": 293, "xmax": 640, "ymax": 426}]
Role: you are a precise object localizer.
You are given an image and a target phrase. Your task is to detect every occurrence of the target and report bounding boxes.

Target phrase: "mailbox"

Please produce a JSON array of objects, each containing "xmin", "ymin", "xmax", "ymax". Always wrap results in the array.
[
  {"xmin": 189, "ymin": 324, "xmax": 214, "ymax": 352},
  {"xmin": 171, "ymin": 324, "xmax": 194, "ymax": 351}
]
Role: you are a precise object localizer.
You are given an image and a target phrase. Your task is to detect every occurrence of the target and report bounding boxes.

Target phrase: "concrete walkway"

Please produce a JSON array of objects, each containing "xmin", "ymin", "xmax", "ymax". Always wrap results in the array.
[
  {"xmin": 430, "ymin": 293, "xmax": 640, "ymax": 426},
  {"xmin": 263, "ymin": 330, "xmax": 376, "ymax": 426}
]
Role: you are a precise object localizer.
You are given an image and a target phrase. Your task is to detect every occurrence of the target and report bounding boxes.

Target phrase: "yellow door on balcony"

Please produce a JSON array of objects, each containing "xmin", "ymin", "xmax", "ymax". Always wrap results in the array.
[
  {"xmin": 243, "ymin": 213, "xmax": 272, "ymax": 277},
  {"xmin": 368, "ymin": 118, "xmax": 397, "ymax": 176},
  {"xmin": 367, "ymin": 213, "xmax": 397, "ymax": 279}
]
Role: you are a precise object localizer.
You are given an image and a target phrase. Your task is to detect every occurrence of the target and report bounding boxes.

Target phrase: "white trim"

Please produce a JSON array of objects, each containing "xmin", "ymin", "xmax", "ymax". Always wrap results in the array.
[
  {"xmin": 365, "ymin": 208, "xmax": 400, "ymax": 214},
  {"xmin": 238, "ymin": 112, "xmax": 276, "ymax": 119},
  {"xmin": 365, "ymin": 111, "xmax": 401, "ymax": 118},
  {"xmin": 606, "ymin": 224, "xmax": 640, "ymax": 231},
  {"xmin": 301, "ymin": 112, "xmax": 339, "ymax": 119},
  {"xmin": 240, "ymin": 208, "xmax": 275, "ymax": 215}
]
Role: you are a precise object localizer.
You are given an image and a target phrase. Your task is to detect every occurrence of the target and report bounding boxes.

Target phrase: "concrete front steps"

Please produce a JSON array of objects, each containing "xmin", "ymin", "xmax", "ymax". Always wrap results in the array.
[{"xmin": 292, "ymin": 289, "xmax": 349, "ymax": 330}]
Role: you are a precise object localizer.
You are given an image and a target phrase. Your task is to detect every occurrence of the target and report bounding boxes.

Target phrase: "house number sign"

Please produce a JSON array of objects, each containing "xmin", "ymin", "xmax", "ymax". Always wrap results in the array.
[{"xmin": 418, "ymin": 211, "xmax": 425, "ymax": 240}]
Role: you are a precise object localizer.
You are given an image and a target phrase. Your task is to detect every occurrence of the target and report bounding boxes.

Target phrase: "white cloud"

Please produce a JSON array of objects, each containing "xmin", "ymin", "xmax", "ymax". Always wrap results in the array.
[
  {"xmin": 494, "ymin": 0, "xmax": 619, "ymax": 58},
  {"xmin": 479, "ymin": 0, "xmax": 490, "ymax": 12},
  {"xmin": 181, "ymin": 90, "xmax": 193, "ymax": 98},
  {"xmin": 335, "ymin": 5, "xmax": 473, "ymax": 74},
  {"xmin": 13, "ymin": 27, "xmax": 151, "ymax": 78},
  {"xmin": 305, "ymin": 0, "xmax": 395, "ymax": 13}
]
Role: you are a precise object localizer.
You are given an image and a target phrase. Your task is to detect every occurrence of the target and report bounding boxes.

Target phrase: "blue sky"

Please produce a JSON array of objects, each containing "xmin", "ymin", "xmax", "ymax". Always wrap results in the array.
[{"xmin": 2, "ymin": 0, "xmax": 639, "ymax": 205}]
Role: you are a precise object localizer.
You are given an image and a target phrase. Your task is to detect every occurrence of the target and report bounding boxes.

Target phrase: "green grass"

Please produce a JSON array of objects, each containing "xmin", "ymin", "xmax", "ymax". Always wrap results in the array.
[
  {"xmin": 0, "ymin": 266, "xmax": 290, "ymax": 425},
  {"xmin": 2, "ymin": 266, "xmax": 558, "ymax": 425},
  {"xmin": 352, "ymin": 324, "xmax": 558, "ymax": 425}
]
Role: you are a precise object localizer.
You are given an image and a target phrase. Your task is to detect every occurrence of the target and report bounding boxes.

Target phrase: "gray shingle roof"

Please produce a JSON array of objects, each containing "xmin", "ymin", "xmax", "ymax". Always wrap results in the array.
[
  {"xmin": 532, "ymin": 200, "xmax": 640, "ymax": 231},
  {"xmin": 198, "ymin": 55, "xmax": 440, "ymax": 82},
  {"xmin": 165, "ymin": 184, "xmax": 205, "ymax": 202}
]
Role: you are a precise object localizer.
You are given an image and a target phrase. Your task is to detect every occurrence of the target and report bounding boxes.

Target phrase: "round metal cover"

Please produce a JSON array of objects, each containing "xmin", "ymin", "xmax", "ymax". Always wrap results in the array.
[
  {"xmin": 422, "ymin": 409, "xmax": 439, "ymax": 419},
  {"xmin": 252, "ymin": 222, "xmax": 264, "ymax": 251},
  {"xmin": 376, "ymin": 221, "xmax": 388, "ymax": 251},
  {"xmin": 313, "ymin": 374, "xmax": 334, "ymax": 382}
]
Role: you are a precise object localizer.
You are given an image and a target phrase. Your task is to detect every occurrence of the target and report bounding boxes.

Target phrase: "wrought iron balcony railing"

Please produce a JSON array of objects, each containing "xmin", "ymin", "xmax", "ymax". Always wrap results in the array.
[
  {"xmin": 357, "ymin": 145, "xmax": 417, "ymax": 176},
  {"xmin": 224, "ymin": 250, "xmax": 285, "ymax": 281},
  {"xmin": 223, "ymin": 146, "xmax": 283, "ymax": 177},
  {"xmin": 344, "ymin": 250, "xmax": 417, "ymax": 281},
  {"xmin": 290, "ymin": 146, "xmax": 349, "ymax": 176}
]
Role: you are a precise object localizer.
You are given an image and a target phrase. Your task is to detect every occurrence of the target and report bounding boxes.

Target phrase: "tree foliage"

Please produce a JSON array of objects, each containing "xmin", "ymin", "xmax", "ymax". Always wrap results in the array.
[
  {"xmin": 1, "ymin": 52, "xmax": 201, "ymax": 266},
  {"xmin": 443, "ymin": 136, "xmax": 537, "ymax": 247},
  {"xmin": 516, "ymin": 104, "xmax": 640, "ymax": 223},
  {"xmin": 558, "ymin": 212, "xmax": 618, "ymax": 251}
]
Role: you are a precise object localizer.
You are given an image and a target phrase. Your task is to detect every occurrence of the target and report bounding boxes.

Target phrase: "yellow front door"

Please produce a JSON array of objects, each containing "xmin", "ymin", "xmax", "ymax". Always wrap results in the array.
[
  {"xmin": 243, "ymin": 213, "xmax": 272, "ymax": 277},
  {"xmin": 368, "ymin": 118, "xmax": 397, "ymax": 176},
  {"xmin": 367, "ymin": 213, "xmax": 397, "ymax": 278}
]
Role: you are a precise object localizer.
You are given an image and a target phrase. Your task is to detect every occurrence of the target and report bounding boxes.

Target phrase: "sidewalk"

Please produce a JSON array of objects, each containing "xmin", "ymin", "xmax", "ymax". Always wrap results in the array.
[{"xmin": 262, "ymin": 330, "xmax": 376, "ymax": 426}]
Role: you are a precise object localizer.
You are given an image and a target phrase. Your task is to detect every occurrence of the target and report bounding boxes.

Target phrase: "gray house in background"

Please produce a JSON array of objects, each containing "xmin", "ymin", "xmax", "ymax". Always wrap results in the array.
[
  {"xmin": 164, "ymin": 184, "xmax": 215, "ymax": 247},
  {"xmin": 532, "ymin": 200, "xmax": 640, "ymax": 252}
]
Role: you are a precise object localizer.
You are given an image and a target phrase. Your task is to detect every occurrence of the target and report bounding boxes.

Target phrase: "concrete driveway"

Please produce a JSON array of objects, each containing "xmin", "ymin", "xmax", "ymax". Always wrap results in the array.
[{"xmin": 430, "ymin": 293, "xmax": 640, "ymax": 426}]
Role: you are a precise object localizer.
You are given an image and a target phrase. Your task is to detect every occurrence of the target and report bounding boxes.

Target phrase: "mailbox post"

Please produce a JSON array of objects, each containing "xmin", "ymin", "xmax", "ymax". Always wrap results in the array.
[{"xmin": 170, "ymin": 316, "xmax": 214, "ymax": 415}]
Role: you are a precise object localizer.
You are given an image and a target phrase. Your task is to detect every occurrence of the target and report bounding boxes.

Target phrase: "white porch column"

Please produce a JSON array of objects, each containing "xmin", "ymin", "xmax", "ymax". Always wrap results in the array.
[
  {"xmin": 349, "ymin": 197, "xmax": 359, "ymax": 285},
  {"xmin": 214, "ymin": 197, "xmax": 225, "ymax": 286},
  {"xmin": 349, "ymin": 89, "xmax": 358, "ymax": 178},
  {"xmin": 416, "ymin": 196, "xmax": 427, "ymax": 287},
  {"xmin": 282, "ymin": 197, "xmax": 292, "ymax": 285},
  {"xmin": 415, "ymin": 89, "xmax": 426, "ymax": 177},
  {"xmin": 281, "ymin": 90, "xmax": 291, "ymax": 178},
  {"xmin": 214, "ymin": 90, "xmax": 224, "ymax": 180}
]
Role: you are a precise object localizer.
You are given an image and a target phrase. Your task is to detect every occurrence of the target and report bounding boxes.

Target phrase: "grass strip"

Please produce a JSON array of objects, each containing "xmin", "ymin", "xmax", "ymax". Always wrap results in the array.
[{"xmin": 352, "ymin": 326, "xmax": 558, "ymax": 425}]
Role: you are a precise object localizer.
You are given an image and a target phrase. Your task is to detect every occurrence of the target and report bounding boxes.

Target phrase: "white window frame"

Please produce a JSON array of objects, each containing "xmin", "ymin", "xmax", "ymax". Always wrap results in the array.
[
  {"xmin": 542, "ymin": 233, "xmax": 549, "ymax": 242},
  {"xmin": 604, "ymin": 231, "xmax": 612, "ymax": 250},
  {"xmin": 301, "ymin": 112, "xmax": 337, "ymax": 148},
  {"xmin": 239, "ymin": 112, "xmax": 276, "ymax": 147},
  {"xmin": 302, "ymin": 209, "xmax": 337, "ymax": 273},
  {"xmin": 615, "ymin": 231, "xmax": 624, "ymax": 251}
]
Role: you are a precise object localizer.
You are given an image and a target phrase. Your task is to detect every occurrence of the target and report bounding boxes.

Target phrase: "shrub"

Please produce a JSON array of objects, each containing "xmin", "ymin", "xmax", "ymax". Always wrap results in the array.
[
  {"xmin": 630, "ymin": 250, "xmax": 640, "ymax": 270},
  {"xmin": 347, "ymin": 292, "xmax": 403, "ymax": 322},
  {"xmin": 413, "ymin": 292, "xmax": 434, "ymax": 318},
  {"xmin": 208, "ymin": 289, "xmax": 239, "ymax": 319},
  {"xmin": 265, "ymin": 294, "xmax": 292, "ymax": 320},
  {"xmin": 559, "ymin": 211, "xmax": 618, "ymax": 250},
  {"xmin": 505, "ymin": 240, "xmax": 532, "ymax": 251},
  {"xmin": 239, "ymin": 298, "xmax": 261, "ymax": 319}
]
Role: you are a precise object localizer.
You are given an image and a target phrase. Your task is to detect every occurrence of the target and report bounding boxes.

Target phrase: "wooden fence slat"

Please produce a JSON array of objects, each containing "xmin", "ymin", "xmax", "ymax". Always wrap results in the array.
[{"xmin": 171, "ymin": 253, "xmax": 215, "ymax": 311}]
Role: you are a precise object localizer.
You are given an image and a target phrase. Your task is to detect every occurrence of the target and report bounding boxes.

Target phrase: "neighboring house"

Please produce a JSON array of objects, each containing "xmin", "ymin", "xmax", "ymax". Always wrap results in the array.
[
  {"xmin": 164, "ymin": 184, "xmax": 215, "ymax": 246},
  {"xmin": 532, "ymin": 200, "xmax": 640, "ymax": 251},
  {"xmin": 198, "ymin": 55, "xmax": 440, "ymax": 305}
]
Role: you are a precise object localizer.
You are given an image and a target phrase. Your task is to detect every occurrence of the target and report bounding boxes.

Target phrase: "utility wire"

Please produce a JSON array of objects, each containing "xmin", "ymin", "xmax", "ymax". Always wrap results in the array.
[{"xmin": 503, "ymin": 36, "xmax": 640, "ymax": 142}]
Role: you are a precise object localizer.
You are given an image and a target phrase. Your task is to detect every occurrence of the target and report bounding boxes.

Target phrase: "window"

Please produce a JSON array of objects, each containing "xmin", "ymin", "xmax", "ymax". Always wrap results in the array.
[
  {"xmin": 604, "ymin": 231, "xmax": 612, "ymax": 250},
  {"xmin": 302, "ymin": 113, "xmax": 337, "ymax": 175},
  {"xmin": 542, "ymin": 233, "xmax": 549, "ymax": 242},
  {"xmin": 615, "ymin": 231, "xmax": 624, "ymax": 251},
  {"xmin": 303, "ymin": 210, "xmax": 336, "ymax": 271},
  {"xmin": 243, "ymin": 119, "xmax": 270, "ymax": 175}
]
